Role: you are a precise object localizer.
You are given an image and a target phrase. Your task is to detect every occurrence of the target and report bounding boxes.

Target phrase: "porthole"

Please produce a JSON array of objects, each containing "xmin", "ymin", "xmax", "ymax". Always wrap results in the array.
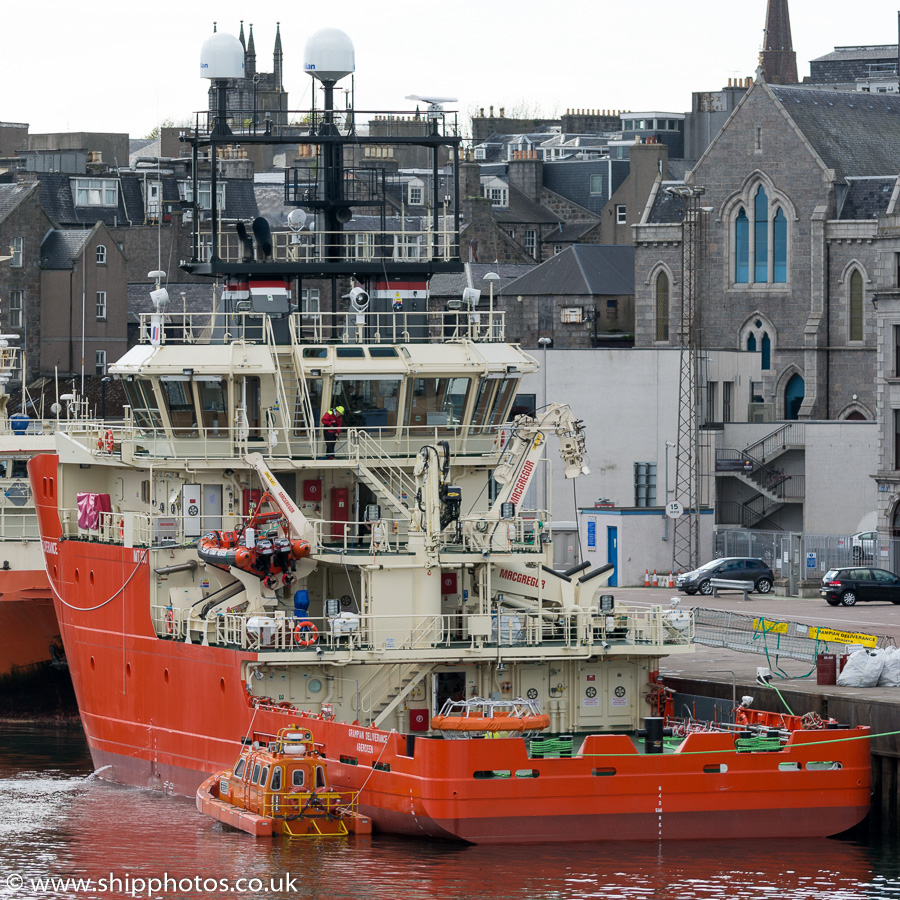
[{"xmin": 309, "ymin": 679, "xmax": 323, "ymax": 694}]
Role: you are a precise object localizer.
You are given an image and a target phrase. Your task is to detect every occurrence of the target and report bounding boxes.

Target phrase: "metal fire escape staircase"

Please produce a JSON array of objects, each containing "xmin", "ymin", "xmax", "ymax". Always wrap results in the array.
[{"xmin": 716, "ymin": 424, "xmax": 806, "ymax": 529}]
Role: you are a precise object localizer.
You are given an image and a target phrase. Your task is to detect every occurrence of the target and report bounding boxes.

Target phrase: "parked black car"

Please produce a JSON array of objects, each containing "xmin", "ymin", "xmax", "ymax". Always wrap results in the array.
[
  {"xmin": 820, "ymin": 567, "xmax": 900, "ymax": 606},
  {"xmin": 676, "ymin": 557, "xmax": 774, "ymax": 596}
]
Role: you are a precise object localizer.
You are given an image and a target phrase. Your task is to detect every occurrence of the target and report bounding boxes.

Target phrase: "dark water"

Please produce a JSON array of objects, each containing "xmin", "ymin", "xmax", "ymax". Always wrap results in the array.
[{"xmin": 1, "ymin": 724, "xmax": 899, "ymax": 900}]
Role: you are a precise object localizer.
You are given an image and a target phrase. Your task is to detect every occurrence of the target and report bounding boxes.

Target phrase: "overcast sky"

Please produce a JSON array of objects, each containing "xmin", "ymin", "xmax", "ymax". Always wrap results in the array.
[{"xmin": 6, "ymin": 0, "xmax": 900, "ymax": 139}]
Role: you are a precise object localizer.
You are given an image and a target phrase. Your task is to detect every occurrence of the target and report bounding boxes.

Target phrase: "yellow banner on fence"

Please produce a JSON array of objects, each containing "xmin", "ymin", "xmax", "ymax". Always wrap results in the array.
[
  {"xmin": 807, "ymin": 626, "xmax": 877, "ymax": 648},
  {"xmin": 752, "ymin": 618, "xmax": 789, "ymax": 634}
]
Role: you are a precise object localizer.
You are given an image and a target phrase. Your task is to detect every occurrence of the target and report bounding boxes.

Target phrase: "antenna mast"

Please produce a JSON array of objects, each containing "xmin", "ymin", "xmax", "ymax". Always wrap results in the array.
[{"xmin": 667, "ymin": 184, "xmax": 707, "ymax": 573}]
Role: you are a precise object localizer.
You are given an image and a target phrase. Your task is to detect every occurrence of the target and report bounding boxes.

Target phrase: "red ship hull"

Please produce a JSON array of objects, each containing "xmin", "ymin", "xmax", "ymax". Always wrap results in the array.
[
  {"xmin": 0, "ymin": 570, "xmax": 59, "ymax": 676},
  {"xmin": 30, "ymin": 454, "xmax": 872, "ymax": 843}
]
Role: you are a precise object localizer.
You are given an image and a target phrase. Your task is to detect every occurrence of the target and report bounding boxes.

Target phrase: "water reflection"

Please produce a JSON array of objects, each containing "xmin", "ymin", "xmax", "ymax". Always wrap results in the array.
[{"xmin": 0, "ymin": 724, "xmax": 898, "ymax": 900}]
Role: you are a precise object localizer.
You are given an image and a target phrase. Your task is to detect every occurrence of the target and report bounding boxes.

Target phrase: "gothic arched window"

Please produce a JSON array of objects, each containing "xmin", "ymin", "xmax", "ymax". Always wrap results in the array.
[
  {"xmin": 849, "ymin": 269, "xmax": 864, "ymax": 342},
  {"xmin": 655, "ymin": 272, "xmax": 669, "ymax": 341}
]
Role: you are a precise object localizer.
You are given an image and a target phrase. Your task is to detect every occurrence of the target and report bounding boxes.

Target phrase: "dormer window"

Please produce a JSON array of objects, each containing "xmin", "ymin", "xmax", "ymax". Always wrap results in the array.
[
  {"xmin": 407, "ymin": 181, "xmax": 423, "ymax": 206},
  {"xmin": 74, "ymin": 178, "xmax": 118, "ymax": 207}
]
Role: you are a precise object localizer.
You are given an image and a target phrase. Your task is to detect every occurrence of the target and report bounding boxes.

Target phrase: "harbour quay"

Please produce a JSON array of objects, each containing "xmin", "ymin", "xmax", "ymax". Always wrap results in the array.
[{"xmin": 620, "ymin": 587, "xmax": 900, "ymax": 833}]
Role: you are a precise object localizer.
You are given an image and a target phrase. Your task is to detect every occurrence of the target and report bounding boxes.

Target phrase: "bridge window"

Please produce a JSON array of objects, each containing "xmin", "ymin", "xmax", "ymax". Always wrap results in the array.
[
  {"xmin": 405, "ymin": 377, "xmax": 471, "ymax": 430},
  {"xmin": 333, "ymin": 376, "xmax": 402, "ymax": 430},
  {"xmin": 122, "ymin": 379, "xmax": 163, "ymax": 431},
  {"xmin": 161, "ymin": 378, "xmax": 197, "ymax": 437}
]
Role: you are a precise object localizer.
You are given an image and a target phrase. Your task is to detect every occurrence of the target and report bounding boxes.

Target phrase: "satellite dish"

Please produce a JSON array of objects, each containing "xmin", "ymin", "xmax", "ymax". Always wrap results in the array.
[
  {"xmin": 200, "ymin": 32, "xmax": 244, "ymax": 80},
  {"xmin": 50, "ymin": 403, "xmax": 61, "ymax": 415},
  {"xmin": 287, "ymin": 209, "xmax": 308, "ymax": 231},
  {"xmin": 304, "ymin": 28, "xmax": 355, "ymax": 84}
]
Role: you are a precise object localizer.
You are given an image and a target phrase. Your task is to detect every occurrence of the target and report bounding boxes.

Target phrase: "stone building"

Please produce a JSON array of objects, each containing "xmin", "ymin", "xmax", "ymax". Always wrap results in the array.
[
  {"xmin": 40, "ymin": 222, "xmax": 127, "ymax": 377},
  {"xmin": 0, "ymin": 182, "xmax": 50, "ymax": 379},
  {"xmin": 632, "ymin": 75, "xmax": 900, "ymax": 531}
]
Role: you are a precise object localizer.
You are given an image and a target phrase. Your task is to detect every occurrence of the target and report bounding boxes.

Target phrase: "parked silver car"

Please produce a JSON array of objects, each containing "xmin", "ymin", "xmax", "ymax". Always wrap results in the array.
[{"xmin": 676, "ymin": 557, "xmax": 775, "ymax": 596}]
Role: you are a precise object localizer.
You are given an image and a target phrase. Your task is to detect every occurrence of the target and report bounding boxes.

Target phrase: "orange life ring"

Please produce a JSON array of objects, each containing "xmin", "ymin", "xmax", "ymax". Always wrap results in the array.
[
  {"xmin": 103, "ymin": 429, "xmax": 114, "ymax": 453},
  {"xmin": 166, "ymin": 607, "xmax": 174, "ymax": 635},
  {"xmin": 293, "ymin": 620, "xmax": 318, "ymax": 646}
]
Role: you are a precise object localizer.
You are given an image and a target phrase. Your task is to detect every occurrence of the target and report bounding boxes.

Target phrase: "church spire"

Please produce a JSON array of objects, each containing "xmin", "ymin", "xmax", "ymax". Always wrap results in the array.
[
  {"xmin": 759, "ymin": 0, "xmax": 798, "ymax": 84},
  {"xmin": 245, "ymin": 23, "xmax": 256, "ymax": 78},
  {"xmin": 274, "ymin": 22, "xmax": 283, "ymax": 91},
  {"xmin": 238, "ymin": 20, "xmax": 246, "ymax": 51}
]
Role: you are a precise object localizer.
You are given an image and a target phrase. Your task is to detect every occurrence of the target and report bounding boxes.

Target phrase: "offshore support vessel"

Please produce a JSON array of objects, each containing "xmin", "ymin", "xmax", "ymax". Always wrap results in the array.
[
  {"xmin": 0, "ymin": 334, "xmax": 66, "ymax": 689},
  {"xmin": 29, "ymin": 27, "xmax": 870, "ymax": 842}
]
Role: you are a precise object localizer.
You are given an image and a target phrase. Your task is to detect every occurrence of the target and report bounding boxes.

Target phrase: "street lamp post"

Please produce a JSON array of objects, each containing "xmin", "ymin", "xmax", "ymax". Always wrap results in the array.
[{"xmin": 664, "ymin": 440, "xmax": 675, "ymax": 541}]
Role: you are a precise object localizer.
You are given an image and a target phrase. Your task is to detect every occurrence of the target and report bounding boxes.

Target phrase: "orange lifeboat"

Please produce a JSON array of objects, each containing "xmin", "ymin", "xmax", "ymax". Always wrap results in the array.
[
  {"xmin": 431, "ymin": 697, "xmax": 550, "ymax": 737},
  {"xmin": 197, "ymin": 530, "xmax": 310, "ymax": 588},
  {"xmin": 196, "ymin": 725, "xmax": 370, "ymax": 838}
]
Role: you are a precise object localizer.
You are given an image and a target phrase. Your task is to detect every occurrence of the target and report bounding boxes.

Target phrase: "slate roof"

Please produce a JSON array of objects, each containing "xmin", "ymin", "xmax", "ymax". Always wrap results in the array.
[
  {"xmin": 36, "ymin": 173, "xmax": 128, "ymax": 227},
  {"xmin": 127, "ymin": 282, "xmax": 219, "ymax": 319},
  {"xmin": 428, "ymin": 264, "xmax": 535, "ymax": 301},
  {"xmin": 811, "ymin": 45, "xmax": 898, "ymax": 62},
  {"xmin": 0, "ymin": 182, "xmax": 38, "ymax": 223},
  {"xmin": 838, "ymin": 177, "xmax": 896, "ymax": 219},
  {"xmin": 504, "ymin": 245, "xmax": 634, "ymax": 297},
  {"xmin": 491, "ymin": 185, "xmax": 560, "ymax": 226},
  {"xmin": 646, "ymin": 182, "xmax": 687, "ymax": 224},
  {"xmin": 770, "ymin": 85, "xmax": 900, "ymax": 176},
  {"xmin": 37, "ymin": 172, "xmax": 258, "ymax": 228},
  {"xmin": 41, "ymin": 229, "xmax": 92, "ymax": 269},
  {"xmin": 541, "ymin": 159, "xmax": 630, "ymax": 214},
  {"xmin": 666, "ymin": 159, "xmax": 696, "ymax": 181}
]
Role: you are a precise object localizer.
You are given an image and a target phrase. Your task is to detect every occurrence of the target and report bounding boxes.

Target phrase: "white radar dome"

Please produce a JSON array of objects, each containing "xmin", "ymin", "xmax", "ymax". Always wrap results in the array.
[
  {"xmin": 200, "ymin": 32, "xmax": 245, "ymax": 80},
  {"xmin": 303, "ymin": 28, "xmax": 355, "ymax": 84}
]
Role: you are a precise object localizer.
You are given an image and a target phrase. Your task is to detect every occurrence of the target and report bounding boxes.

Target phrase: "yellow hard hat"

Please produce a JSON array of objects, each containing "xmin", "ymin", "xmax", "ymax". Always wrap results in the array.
[{"xmin": 336, "ymin": 406, "xmax": 345, "ymax": 414}]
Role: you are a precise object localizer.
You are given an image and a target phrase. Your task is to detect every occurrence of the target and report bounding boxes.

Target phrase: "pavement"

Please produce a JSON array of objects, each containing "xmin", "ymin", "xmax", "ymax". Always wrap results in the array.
[{"xmin": 613, "ymin": 586, "xmax": 900, "ymax": 708}]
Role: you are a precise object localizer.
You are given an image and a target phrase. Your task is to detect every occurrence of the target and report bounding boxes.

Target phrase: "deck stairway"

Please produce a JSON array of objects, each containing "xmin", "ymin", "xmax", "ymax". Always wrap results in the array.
[
  {"xmin": 361, "ymin": 661, "xmax": 433, "ymax": 728},
  {"xmin": 348, "ymin": 429, "xmax": 418, "ymax": 518}
]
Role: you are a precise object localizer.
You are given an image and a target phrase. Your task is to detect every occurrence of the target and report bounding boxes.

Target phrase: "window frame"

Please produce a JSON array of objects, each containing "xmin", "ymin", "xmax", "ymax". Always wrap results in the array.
[
  {"xmin": 8, "ymin": 290, "xmax": 23, "ymax": 329},
  {"xmin": 74, "ymin": 178, "xmax": 119, "ymax": 208},
  {"xmin": 616, "ymin": 205, "xmax": 627, "ymax": 224},
  {"xmin": 96, "ymin": 244, "xmax": 107, "ymax": 265},
  {"xmin": 732, "ymin": 183, "xmax": 790, "ymax": 286},
  {"xmin": 10, "ymin": 237, "xmax": 23, "ymax": 268},
  {"xmin": 95, "ymin": 349, "xmax": 107, "ymax": 376},
  {"xmin": 849, "ymin": 269, "xmax": 864, "ymax": 342},
  {"xmin": 523, "ymin": 229, "xmax": 536, "ymax": 259},
  {"xmin": 655, "ymin": 271, "xmax": 669, "ymax": 342},
  {"xmin": 96, "ymin": 291, "xmax": 107, "ymax": 321}
]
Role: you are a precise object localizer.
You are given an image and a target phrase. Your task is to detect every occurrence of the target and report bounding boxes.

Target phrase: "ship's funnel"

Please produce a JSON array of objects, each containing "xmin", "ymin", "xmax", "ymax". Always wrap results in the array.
[
  {"xmin": 235, "ymin": 222, "xmax": 253, "ymax": 262},
  {"xmin": 252, "ymin": 217, "xmax": 273, "ymax": 260}
]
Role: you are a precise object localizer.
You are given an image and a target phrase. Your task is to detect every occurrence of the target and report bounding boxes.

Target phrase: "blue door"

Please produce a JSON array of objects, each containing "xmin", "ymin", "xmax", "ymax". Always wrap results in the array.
[
  {"xmin": 607, "ymin": 526, "xmax": 618, "ymax": 587},
  {"xmin": 785, "ymin": 373, "xmax": 805, "ymax": 421}
]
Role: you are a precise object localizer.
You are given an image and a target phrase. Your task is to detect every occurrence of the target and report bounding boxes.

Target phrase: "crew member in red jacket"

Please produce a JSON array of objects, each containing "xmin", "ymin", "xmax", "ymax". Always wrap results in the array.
[{"xmin": 321, "ymin": 405, "xmax": 344, "ymax": 458}]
